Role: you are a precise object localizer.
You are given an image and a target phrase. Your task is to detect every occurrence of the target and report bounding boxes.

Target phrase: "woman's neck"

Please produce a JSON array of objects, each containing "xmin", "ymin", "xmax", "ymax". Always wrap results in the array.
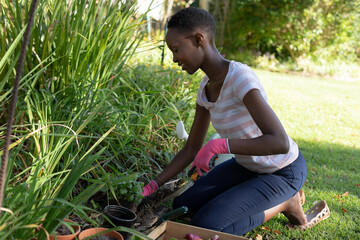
[{"xmin": 201, "ymin": 48, "xmax": 230, "ymax": 83}]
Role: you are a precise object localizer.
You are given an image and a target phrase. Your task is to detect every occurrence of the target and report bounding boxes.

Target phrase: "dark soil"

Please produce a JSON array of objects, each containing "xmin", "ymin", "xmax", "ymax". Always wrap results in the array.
[
  {"xmin": 68, "ymin": 179, "xmax": 183, "ymax": 239},
  {"xmin": 134, "ymin": 180, "xmax": 183, "ymax": 234},
  {"xmin": 88, "ymin": 236, "xmax": 118, "ymax": 240},
  {"xmin": 55, "ymin": 224, "xmax": 74, "ymax": 235}
]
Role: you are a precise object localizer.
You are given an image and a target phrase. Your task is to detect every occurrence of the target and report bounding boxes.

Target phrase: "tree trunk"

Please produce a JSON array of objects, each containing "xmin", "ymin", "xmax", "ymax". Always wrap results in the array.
[{"xmin": 219, "ymin": 0, "xmax": 230, "ymax": 47}]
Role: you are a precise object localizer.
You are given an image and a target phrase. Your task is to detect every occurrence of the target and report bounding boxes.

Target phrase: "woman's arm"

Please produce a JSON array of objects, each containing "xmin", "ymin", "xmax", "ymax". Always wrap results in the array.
[
  {"xmin": 154, "ymin": 103, "xmax": 211, "ymax": 186},
  {"xmin": 228, "ymin": 89, "xmax": 289, "ymax": 155}
]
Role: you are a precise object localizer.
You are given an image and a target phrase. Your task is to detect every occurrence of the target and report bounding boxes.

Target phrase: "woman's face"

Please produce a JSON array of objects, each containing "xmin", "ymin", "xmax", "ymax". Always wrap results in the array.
[{"xmin": 165, "ymin": 28, "xmax": 204, "ymax": 75}]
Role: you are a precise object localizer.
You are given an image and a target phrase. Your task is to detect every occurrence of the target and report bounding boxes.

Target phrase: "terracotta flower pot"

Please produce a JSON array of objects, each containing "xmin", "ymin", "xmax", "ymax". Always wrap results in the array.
[
  {"xmin": 49, "ymin": 219, "xmax": 81, "ymax": 240},
  {"xmin": 78, "ymin": 228, "xmax": 124, "ymax": 240}
]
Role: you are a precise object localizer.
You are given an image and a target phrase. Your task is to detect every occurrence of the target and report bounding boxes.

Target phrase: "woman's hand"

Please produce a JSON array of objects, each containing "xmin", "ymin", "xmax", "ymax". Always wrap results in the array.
[
  {"xmin": 191, "ymin": 138, "xmax": 230, "ymax": 176},
  {"xmin": 141, "ymin": 180, "xmax": 158, "ymax": 196}
]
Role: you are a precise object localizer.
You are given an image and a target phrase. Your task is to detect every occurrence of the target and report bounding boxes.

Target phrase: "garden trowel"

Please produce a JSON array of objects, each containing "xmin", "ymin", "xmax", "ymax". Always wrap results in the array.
[
  {"xmin": 145, "ymin": 206, "xmax": 188, "ymax": 230},
  {"xmin": 162, "ymin": 155, "xmax": 218, "ymax": 202}
]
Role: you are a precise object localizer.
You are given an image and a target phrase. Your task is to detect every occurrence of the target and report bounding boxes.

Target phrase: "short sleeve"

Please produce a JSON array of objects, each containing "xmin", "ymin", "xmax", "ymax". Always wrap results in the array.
[{"xmin": 232, "ymin": 66, "xmax": 262, "ymax": 101}]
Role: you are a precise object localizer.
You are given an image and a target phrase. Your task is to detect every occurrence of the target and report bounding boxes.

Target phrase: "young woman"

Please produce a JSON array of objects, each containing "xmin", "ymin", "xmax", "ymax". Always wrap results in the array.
[{"xmin": 141, "ymin": 7, "xmax": 329, "ymax": 235}]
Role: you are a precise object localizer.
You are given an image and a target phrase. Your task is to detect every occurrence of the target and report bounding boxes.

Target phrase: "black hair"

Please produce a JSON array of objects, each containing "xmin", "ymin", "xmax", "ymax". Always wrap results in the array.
[{"xmin": 168, "ymin": 7, "xmax": 216, "ymax": 39}]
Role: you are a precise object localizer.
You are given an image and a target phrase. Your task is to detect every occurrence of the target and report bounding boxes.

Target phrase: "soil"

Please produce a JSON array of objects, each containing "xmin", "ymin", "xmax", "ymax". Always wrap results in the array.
[
  {"xmin": 55, "ymin": 224, "xmax": 74, "ymax": 235},
  {"xmin": 68, "ymin": 179, "xmax": 184, "ymax": 239},
  {"xmin": 86, "ymin": 190, "xmax": 176, "ymax": 234},
  {"xmin": 133, "ymin": 179, "xmax": 183, "ymax": 235},
  {"xmin": 88, "ymin": 236, "xmax": 118, "ymax": 240}
]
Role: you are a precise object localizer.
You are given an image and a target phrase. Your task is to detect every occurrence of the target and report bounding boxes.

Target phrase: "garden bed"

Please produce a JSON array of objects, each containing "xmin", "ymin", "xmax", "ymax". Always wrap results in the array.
[
  {"xmin": 66, "ymin": 180, "xmax": 181, "ymax": 239},
  {"xmin": 134, "ymin": 181, "xmax": 181, "ymax": 235}
]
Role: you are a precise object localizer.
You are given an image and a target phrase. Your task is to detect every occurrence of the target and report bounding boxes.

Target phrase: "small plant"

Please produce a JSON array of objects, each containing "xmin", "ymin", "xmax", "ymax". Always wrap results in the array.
[
  {"xmin": 114, "ymin": 174, "xmax": 144, "ymax": 204},
  {"xmin": 103, "ymin": 172, "xmax": 144, "ymax": 205}
]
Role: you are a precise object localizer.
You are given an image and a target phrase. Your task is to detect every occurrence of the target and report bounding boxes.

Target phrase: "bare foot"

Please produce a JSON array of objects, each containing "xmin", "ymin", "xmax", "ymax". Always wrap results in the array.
[{"xmin": 282, "ymin": 192, "xmax": 307, "ymax": 225}]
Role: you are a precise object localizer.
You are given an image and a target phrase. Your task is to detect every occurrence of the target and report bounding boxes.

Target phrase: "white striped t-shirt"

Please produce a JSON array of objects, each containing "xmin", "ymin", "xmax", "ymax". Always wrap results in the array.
[{"xmin": 197, "ymin": 61, "xmax": 299, "ymax": 173}]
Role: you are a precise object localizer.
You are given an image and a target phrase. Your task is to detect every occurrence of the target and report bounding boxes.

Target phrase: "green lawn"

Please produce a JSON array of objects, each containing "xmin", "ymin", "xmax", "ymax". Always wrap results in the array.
[{"xmin": 243, "ymin": 70, "xmax": 360, "ymax": 239}]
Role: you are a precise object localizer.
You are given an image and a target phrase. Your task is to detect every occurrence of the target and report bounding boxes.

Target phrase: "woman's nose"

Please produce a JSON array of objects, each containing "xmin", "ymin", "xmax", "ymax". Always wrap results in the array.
[{"xmin": 172, "ymin": 55, "xmax": 178, "ymax": 63}]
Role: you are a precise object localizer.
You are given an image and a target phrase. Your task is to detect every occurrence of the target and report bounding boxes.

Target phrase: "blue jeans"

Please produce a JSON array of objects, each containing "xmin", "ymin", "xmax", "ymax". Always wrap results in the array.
[{"xmin": 173, "ymin": 150, "xmax": 307, "ymax": 236}]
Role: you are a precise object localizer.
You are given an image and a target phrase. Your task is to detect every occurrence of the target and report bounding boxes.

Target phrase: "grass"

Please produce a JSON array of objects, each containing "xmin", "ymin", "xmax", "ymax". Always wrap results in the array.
[
  {"xmin": 0, "ymin": 0, "xmax": 155, "ymax": 238},
  {"xmin": 0, "ymin": 21, "xmax": 197, "ymax": 238},
  {"xmin": 228, "ymin": 49, "xmax": 360, "ymax": 81},
  {"xmin": 243, "ymin": 70, "xmax": 360, "ymax": 239}
]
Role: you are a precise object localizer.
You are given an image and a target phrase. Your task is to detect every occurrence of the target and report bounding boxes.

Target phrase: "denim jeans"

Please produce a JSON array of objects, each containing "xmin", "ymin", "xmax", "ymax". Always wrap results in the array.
[{"xmin": 173, "ymin": 150, "xmax": 307, "ymax": 236}]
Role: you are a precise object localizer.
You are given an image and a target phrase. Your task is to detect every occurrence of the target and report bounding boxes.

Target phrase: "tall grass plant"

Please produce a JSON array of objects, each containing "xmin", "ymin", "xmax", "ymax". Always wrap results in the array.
[
  {"xmin": 0, "ymin": 0, "xmax": 202, "ymax": 236},
  {"xmin": 0, "ymin": 0, "xmax": 157, "ymax": 238}
]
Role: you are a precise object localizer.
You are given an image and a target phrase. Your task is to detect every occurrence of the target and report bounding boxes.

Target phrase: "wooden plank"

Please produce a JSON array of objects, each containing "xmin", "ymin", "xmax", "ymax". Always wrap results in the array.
[
  {"xmin": 148, "ymin": 221, "xmax": 249, "ymax": 240},
  {"xmin": 147, "ymin": 221, "xmax": 168, "ymax": 240}
]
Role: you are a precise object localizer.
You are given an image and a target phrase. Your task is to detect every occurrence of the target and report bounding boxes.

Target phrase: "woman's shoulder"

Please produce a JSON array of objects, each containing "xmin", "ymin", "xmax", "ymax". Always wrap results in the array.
[
  {"xmin": 227, "ymin": 60, "xmax": 258, "ymax": 83},
  {"xmin": 229, "ymin": 60, "xmax": 254, "ymax": 73}
]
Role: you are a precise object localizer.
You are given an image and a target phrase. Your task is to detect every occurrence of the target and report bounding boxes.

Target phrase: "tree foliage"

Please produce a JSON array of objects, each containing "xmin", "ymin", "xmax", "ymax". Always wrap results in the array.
[{"xmin": 215, "ymin": 0, "xmax": 360, "ymax": 61}]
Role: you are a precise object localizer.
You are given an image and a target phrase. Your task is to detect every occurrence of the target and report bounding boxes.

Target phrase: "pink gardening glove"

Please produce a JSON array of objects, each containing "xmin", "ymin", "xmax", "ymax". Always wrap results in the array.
[
  {"xmin": 191, "ymin": 138, "xmax": 230, "ymax": 176},
  {"xmin": 141, "ymin": 180, "xmax": 158, "ymax": 196}
]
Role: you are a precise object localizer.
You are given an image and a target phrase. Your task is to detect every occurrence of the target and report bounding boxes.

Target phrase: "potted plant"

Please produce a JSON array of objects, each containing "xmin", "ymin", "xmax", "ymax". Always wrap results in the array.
[
  {"xmin": 105, "ymin": 173, "xmax": 143, "ymax": 212},
  {"xmin": 78, "ymin": 228, "xmax": 123, "ymax": 240},
  {"xmin": 49, "ymin": 219, "xmax": 81, "ymax": 240}
]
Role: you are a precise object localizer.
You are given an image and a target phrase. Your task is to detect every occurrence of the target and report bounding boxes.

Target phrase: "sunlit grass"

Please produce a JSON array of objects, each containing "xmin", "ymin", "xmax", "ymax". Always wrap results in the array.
[{"xmin": 244, "ymin": 70, "xmax": 360, "ymax": 239}]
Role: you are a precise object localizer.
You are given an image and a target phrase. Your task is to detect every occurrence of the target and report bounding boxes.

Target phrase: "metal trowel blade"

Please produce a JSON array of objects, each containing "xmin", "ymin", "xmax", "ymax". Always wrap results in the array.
[{"xmin": 163, "ymin": 180, "xmax": 194, "ymax": 202}]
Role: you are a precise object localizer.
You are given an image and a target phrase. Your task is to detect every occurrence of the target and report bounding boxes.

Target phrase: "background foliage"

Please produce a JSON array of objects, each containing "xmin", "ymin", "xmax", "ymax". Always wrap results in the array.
[
  {"xmin": 208, "ymin": 0, "xmax": 360, "ymax": 77},
  {"xmin": 0, "ymin": 0, "xmax": 179, "ymax": 238}
]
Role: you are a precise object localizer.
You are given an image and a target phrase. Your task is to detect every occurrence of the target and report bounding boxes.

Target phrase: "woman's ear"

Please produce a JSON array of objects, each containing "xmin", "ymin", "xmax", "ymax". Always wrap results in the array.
[{"xmin": 194, "ymin": 32, "xmax": 205, "ymax": 47}]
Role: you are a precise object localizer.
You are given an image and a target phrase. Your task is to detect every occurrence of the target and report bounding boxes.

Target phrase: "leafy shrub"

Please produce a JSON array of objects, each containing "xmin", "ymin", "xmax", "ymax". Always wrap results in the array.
[
  {"xmin": 221, "ymin": 0, "xmax": 360, "ymax": 62},
  {"xmin": 0, "ymin": 0, "xmax": 149, "ymax": 238}
]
